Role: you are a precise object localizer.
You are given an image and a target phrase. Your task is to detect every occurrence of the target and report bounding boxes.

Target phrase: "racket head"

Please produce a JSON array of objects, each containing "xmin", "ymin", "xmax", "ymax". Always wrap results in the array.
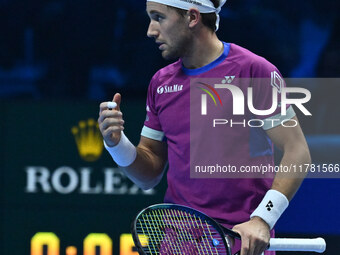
[{"xmin": 132, "ymin": 203, "xmax": 232, "ymax": 255}]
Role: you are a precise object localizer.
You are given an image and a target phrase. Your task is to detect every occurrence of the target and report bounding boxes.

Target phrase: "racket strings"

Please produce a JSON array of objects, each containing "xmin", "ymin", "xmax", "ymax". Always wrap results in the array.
[
  {"xmin": 135, "ymin": 208, "xmax": 228, "ymax": 255},
  {"xmin": 165, "ymin": 208, "xmax": 196, "ymax": 255}
]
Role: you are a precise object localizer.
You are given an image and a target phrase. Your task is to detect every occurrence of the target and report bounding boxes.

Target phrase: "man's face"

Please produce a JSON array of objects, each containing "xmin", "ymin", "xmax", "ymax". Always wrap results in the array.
[{"xmin": 146, "ymin": 2, "xmax": 191, "ymax": 60}]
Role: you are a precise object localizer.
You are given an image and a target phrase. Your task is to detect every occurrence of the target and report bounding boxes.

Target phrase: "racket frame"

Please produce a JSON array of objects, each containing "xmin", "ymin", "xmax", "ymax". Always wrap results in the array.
[{"xmin": 132, "ymin": 203, "xmax": 326, "ymax": 254}]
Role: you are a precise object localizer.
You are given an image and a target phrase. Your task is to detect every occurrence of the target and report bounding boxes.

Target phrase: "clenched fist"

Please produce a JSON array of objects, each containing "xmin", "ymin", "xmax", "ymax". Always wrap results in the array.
[{"xmin": 98, "ymin": 93, "xmax": 125, "ymax": 147}]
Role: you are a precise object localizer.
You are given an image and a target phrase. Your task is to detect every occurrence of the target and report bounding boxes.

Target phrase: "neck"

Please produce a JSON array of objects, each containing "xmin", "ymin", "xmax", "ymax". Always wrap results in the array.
[{"xmin": 181, "ymin": 32, "xmax": 223, "ymax": 69}]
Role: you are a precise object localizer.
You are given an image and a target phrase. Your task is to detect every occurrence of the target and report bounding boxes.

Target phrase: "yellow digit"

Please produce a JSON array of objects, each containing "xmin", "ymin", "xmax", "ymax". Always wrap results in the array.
[
  {"xmin": 120, "ymin": 233, "xmax": 148, "ymax": 255},
  {"xmin": 66, "ymin": 246, "xmax": 77, "ymax": 255},
  {"xmin": 31, "ymin": 232, "xmax": 60, "ymax": 255},
  {"xmin": 84, "ymin": 233, "xmax": 112, "ymax": 255}
]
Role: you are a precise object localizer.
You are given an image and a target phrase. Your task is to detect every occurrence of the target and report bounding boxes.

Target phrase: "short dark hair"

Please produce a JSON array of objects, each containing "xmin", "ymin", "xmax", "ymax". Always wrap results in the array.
[{"xmin": 168, "ymin": 0, "xmax": 220, "ymax": 32}]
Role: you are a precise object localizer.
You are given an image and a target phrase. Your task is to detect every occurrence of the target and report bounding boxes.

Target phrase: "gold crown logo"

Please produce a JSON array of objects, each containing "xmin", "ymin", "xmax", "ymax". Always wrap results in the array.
[{"xmin": 71, "ymin": 119, "xmax": 103, "ymax": 162}]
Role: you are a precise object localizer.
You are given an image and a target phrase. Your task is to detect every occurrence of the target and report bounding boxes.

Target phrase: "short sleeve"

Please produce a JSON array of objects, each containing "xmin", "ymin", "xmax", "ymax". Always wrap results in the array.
[{"xmin": 141, "ymin": 73, "xmax": 166, "ymax": 141}]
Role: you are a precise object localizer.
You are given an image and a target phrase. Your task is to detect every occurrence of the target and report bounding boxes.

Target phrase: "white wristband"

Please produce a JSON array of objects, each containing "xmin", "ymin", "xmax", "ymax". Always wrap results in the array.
[
  {"xmin": 104, "ymin": 132, "xmax": 137, "ymax": 167},
  {"xmin": 250, "ymin": 189, "xmax": 289, "ymax": 230}
]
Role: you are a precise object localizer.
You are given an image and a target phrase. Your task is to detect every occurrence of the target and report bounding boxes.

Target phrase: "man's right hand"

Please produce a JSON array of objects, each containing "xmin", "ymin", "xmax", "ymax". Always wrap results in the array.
[{"xmin": 98, "ymin": 93, "xmax": 124, "ymax": 147}]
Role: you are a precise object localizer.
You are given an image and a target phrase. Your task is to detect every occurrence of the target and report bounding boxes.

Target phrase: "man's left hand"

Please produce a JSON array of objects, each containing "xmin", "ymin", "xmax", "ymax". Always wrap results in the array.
[{"xmin": 232, "ymin": 217, "xmax": 270, "ymax": 255}]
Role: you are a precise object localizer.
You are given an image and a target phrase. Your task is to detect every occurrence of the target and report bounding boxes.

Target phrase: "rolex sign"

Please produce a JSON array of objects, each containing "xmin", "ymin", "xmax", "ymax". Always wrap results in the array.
[{"xmin": 1, "ymin": 100, "xmax": 167, "ymax": 255}]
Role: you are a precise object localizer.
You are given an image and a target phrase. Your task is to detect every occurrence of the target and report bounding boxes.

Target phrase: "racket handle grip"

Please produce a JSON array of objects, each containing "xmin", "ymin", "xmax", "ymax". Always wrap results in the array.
[{"xmin": 267, "ymin": 237, "xmax": 326, "ymax": 253}]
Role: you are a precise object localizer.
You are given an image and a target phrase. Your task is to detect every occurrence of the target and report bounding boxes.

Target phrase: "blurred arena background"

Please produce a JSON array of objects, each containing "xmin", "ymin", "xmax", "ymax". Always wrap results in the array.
[{"xmin": 0, "ymin": 0, "xmax": 339, "ymax": 254}]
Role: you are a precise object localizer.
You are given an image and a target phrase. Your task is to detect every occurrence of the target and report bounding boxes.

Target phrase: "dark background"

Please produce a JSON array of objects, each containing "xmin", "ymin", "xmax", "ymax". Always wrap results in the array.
[
  {"xmin": 0, "ymin": 0, "xmax": 339, "ymax": 254},
  {"xmin": 0, "ymin": 0, "xmax": 339, "ymax": 101}
]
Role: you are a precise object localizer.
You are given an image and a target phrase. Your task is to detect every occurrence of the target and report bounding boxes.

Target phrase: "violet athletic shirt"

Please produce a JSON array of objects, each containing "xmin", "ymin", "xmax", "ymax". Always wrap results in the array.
[{"xmin": 141, "ymin": 43, "xmax": 295, "ymax": 231}]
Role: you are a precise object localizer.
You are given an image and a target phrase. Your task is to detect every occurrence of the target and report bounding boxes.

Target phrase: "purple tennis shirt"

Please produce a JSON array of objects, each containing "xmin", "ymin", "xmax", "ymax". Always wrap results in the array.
[{"xmin": 141, "ymin": 43, "xmax": 295, "ymax": 233}]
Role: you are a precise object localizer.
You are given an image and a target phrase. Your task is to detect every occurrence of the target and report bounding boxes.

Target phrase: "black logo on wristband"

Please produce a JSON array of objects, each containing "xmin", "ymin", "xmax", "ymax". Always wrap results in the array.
[{"xmin": 266, "ymin": 201, "xmax": 274, "ymax": 211}]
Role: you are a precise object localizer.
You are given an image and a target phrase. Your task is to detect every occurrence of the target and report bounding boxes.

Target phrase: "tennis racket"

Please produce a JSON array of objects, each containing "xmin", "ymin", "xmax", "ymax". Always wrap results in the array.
[{"xmin": 131, "ymin": 203, "xmax": 326, "ymax": 255}]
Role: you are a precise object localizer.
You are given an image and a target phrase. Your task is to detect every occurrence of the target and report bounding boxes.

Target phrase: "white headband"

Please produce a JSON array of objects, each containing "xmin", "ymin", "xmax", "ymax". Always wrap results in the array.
[{"xmin": 147, "ymin": 0, "xmax": 227, "ymax": 31}]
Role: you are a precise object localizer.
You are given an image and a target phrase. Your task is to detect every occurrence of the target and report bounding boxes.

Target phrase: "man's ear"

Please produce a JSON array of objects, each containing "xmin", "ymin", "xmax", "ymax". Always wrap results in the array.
[{"xmin": 187, "ymin": 8, "xmax": 201, "ymax": 28}]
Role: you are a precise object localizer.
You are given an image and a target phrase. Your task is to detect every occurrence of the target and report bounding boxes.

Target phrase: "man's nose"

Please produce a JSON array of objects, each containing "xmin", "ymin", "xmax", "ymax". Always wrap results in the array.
[{"xmin": 147, "ymin": 21, "xmax": 159, "ymax": 38}]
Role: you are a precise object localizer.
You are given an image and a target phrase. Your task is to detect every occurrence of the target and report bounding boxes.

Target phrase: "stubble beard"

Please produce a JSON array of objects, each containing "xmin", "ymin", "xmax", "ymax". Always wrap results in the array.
[
  {"xmin": 161, "ymin": 48, "xmax": 181, "ymax": 60},
  {"xmin": 161, "ymin": 35, "xmax": 191, "ymax": 61}
]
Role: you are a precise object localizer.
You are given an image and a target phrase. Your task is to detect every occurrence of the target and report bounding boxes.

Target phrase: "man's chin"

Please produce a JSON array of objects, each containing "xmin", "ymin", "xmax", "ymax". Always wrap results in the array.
[{"xmin": 161, "ymin": 50, "xmax": 179, "ymax": 61}]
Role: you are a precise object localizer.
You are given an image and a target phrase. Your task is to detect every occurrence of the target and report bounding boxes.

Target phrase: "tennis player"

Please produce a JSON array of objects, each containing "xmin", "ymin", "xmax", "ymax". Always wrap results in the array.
[{"xmin": 98, "ymin": 1, "xmax": 311, "ymax": 254}]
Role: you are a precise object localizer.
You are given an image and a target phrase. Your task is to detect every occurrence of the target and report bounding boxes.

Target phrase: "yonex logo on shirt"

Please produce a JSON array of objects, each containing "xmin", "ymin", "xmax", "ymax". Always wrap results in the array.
[
  {"xmin": 222, "ymin": 76, "xmax": 235, "ymax": 84},
  {"xmin": 157, "ymin": 85, "xmax": 184, "ymax": 94}
]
